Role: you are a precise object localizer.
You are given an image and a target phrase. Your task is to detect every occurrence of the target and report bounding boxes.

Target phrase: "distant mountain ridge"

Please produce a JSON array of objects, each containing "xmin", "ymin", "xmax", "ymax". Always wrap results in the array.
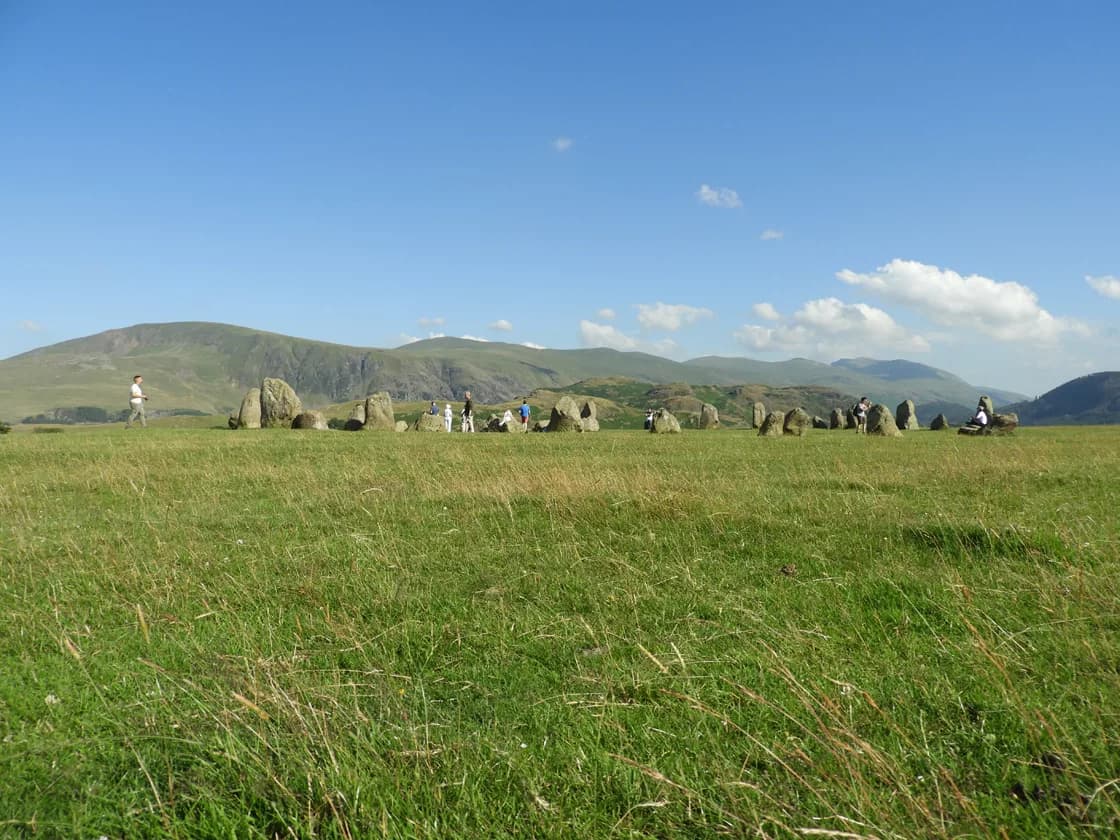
[
  {"xmin": 1003, "ymin": 372, "xmax": 1120, "ymax": 425},
  {"xmin": 0, "ymin": 321, "xmax": 1027, "ymax": 422}
]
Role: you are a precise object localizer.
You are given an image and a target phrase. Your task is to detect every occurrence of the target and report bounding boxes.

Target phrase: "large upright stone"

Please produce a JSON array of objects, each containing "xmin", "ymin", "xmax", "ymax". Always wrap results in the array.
[
  {"xmin": 580, "ymin": 400, "xmax": 599, "ymax": 432},
  {"xmin": 650, "ymin": 408, "xmax": 681, "ymax": 434},
  {"xmin": 699, "ymin": 403, "xmax": 720, "ymax": 429},
  {"xmin": 260, "ymin": 378, "xmax": 302, "ymax": 428},
  {"xmin": 896, "ymin": 400, "xmax": 920, "ymax": 430},
  {"xmin": 547, "ymin": 396, "xmax": 583, "ymax": 432},
  {"xmin": 237, "ymin": 387, "xmax": 261, "ymax": 430},
  {"xmin": 829, "ymin": 408, "xmax": 844, "ymax": 429},
  {"xmin": 929, "ymin": 413, "xmax": 950, "ymax": 430},
  {"xmin": 783, "ymin": 408, "xmax": 812, "ymax": 437},
  {"xmin": 758, "ymin": 411, "xmax": 784, "ymax": 437},
  {"xmin": 752, "ymin": 402, "xmax": 766, "ymax": 429},
  {"xmin": 412, "ymin": 413, "xmax": 445, "ymax": 432},
  {"xmin": 291, "ymin": 410, "xmax": 328, "ymax": 430},
  {"xmin": 363, "ymin": 392, "xmax": 395, "ymax": 431},
  {"xmin": 845, "ymin": 407, "xmax": 857, "ymax": 429},
  {"xmin": 867, "ymin": 403, "xmax": 903, "ymax": 437},
  {"xmin": 978, "ymin": 395, "xmax": 995, "ymax": 416}
]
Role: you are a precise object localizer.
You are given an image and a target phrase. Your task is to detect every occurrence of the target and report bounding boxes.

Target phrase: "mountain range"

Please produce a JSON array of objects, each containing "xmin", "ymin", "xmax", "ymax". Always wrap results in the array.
[{"xmin": 0, "ymin": 321, "xmax": 1038, "ymax": 423}]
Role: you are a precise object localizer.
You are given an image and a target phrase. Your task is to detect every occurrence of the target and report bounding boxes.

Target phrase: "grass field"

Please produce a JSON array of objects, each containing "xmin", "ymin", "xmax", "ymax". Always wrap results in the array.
[{"xmin": 1, "ymin": 427, "xmax": 1118, "ymax": 838}]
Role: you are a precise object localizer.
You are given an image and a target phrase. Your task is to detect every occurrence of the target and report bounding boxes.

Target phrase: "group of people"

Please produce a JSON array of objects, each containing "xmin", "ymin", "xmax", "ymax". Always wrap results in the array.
[
  {"xmin": 427, "ymin": 392, "xmax": 531, "ymax": 432},
  {"xmin": 852, "ymin": 396, "xmax": 989, "ymax": 432}
]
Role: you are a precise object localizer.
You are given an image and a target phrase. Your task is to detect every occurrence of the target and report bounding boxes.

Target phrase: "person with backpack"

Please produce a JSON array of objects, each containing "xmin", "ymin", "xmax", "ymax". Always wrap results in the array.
[{"xmin": 854, "ymin": 397, "xmax": 871, "ymax": 433}]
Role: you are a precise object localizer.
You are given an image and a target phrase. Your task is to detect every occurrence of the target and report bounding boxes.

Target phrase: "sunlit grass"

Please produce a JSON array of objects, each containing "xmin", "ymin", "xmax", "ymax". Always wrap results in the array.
[{"xmin": 1, "ymin": 427, "xmax": 1117, "ymax": 838}]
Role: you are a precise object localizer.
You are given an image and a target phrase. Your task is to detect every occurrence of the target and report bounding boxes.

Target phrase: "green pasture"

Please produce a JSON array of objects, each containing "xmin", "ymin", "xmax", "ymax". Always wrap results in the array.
[{"xmin": 0, "ymin": 427, "xmax": 1117, "ymax": 838}]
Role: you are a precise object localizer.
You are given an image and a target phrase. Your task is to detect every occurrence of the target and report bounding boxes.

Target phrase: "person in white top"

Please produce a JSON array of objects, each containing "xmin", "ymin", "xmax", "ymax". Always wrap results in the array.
[
  {"xmin": 971, "ymin": 404, "xmax": 989, "ymax": 429},
  {"xmin": 443, "ymin": 403, "xmax": 453, "ymax": 432},
  {"xmin": 126, "ymin": 374, "xmax": 148, "ymax": 428}
]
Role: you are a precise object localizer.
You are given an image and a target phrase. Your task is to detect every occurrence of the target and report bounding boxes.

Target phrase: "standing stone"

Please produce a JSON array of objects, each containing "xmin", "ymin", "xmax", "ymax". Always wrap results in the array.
[
  {"xmin": 532, "ymin": 420, "xmax": 549, "ymax": 432},
  {"xmin": 830, "ymin": 408, "xmax": 844, "ymax": 429},
  {"xmin": 344, "ymin": 402, "xmax": 366, "ymax": 431},
  {"xmin": 866, "ymin": 403, "xmax": 903, "ymax": 437},
  {"xmin": 412, "ymin": 413, "xmax": 445, "ymax": 432},
  {"xmin": 991, "ymin": 412, "xmax": 1018, "ymax": 433},
  {"xmin": 547, "ymin": 396, "xmax": 583, "ymax": 432},
  {"xmin": 929, "ymin": 413, "xmax": 950, "ymax": 430},
  {"xmin": 260, "ymin": 378, "xmax": 302, "ymax": 428},
  {"xmin": 363, "ymin": 392, "xmax": 395, "ymax": 431},
  {"xmin": 236, "ymin": 387, "xmax": 262, "ymax": 430},
  {"xmin": 812, "ymin": 416, "xmax": 829, "ymax": 430},
  {"xmin": 978, "ymin": 395, "xmax": 995, "ymax": 416},
  {"xmin": 580, "ymin": 400, "xmax": 600, "ymax": 432},
  {"xmin": 895, "ymin": 400, "xmax": 920, "ymax": 430},
  {"xmin": 291, "ymin": 410, "xmax": 329, "ymax": 430},
  {"xmin": 699, "ymin": 403, "xmax": 720, "ymax": 429},
  {"xmin": 845, "ymin": 407, "xmax": 857, "ymax": 429},
  {"xmin": 752, "ymin": 402, "xmax": 766, "ymax": 429},
  {"xmin": 650, "ymin": 408, "xmax": 681, "ymax": 434},
  {"xmin": 783, "ymin": 408, "xmax": 813, "ymax": 436},
  {"xmin": 758, "ymin": 411, "xmax": 784, "ymax": 437},
  {"xmin": 395, "ymin": 420, "xmax": 409, "ymax": 432}
]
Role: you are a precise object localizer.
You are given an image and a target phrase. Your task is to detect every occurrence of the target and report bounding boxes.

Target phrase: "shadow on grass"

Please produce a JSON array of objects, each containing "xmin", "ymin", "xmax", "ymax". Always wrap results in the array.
[{"xmin": 901, "ymin": 524, "xmax": 1067, "ymax": 562}]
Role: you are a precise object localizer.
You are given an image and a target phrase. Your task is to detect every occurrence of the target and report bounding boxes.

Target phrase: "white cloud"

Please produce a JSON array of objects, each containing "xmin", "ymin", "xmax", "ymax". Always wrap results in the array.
[
  {"xmin": 696, "ymin": 184, "xmax": 742, "ymax": 209},
  {"xmin": 579, "ymin": 320, "xmax": 678, "ymax": 356},
  {"xmin": 597, "ymin": 308, "xmax": 616, "ymax": 321},
  {"xmin": 460, "ymin": 334, "xmax": 490, "ymax": 342},
  {"xmin": 838, "ymin": 259, "xmax": 1087, "ymax": 343},
  {"xmin": 751, "ymin": 302, "xmax": 781, "ymax": 321},
  {"xmin": 734, "ymin": 297, "xmax": 930, "ymax": 356},
  {"xmin": 1086, "ymin": 275, "xmax": 1120, "ymax": 300},
  {"xmin": 580, "ymin": 320, "xmax": 638, "ymax": 350},
  {"xmin": 521, "ymin": 341, "xmax": 546, "ymax": 350},
  {"xmin": 418, "ymin": 316, "xmax": 445, "ymax": 327},
  {"xmin": 399, "ymin": 333, "xmax": 420, "ymax": 344},
  {"xmin": 18, "ymin": 320, "xmax": 44, "ymax": 332},
  {"xmin": 488, "ymin": 319, "xmax": 514, "ymax": 332},
  {"xmin": 760, "ymin": 229, "xmax": 784, "ymax": 241},
  {"xmin": 552, "ymin": 136, "xmax": 573, "ymax": 153},
  {"xmin": 636, "ymin": 302, "xmax": 714, "ymax": 332}
]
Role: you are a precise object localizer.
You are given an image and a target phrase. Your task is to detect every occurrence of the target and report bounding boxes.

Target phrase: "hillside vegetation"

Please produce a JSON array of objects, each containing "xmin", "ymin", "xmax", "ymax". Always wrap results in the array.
[
  {"xmin": 0, "ymin": 427, "xmax": 1117, "ymax": 837},
  {"xmin": 0, "ymin": 322, "xmax": 1024, "ymax": 422},
  {"xmin": 1004, "ymin": 371, "xmax": 1120, "ymax": 425}
]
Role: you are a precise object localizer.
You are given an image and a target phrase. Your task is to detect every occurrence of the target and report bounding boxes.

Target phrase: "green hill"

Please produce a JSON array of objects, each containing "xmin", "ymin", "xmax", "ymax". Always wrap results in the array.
[
  {"xmin": 0, "ymin": 321, "xmax": 1025, "ymax": 423},
  {"xmin": 1003, "ymin": 372, "xmax": 1120, "ymax": 425}
]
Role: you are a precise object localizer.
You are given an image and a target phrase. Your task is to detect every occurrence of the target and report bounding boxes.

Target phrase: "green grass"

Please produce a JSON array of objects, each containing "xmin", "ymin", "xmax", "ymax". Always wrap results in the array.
[{"xmin": 1, "ymin": 427, "xmax": 1118, "ymax": 838}]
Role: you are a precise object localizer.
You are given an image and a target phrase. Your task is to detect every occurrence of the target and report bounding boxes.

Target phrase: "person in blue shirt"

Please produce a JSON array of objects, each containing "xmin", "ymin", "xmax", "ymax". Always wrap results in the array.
[
  {"xmin": 429, "ymin": 401, "xmax": 438, "ymax": 415},
  {"xmin": 519, "ymin": 399, "xmax": 530, "ymax": 428}
]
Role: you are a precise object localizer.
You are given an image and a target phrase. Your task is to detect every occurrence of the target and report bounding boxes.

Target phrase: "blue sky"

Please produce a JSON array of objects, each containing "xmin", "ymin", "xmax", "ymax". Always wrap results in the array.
[{"xmin": 2, "ymin": 1, "xmax": 1117, "ymax": 394}]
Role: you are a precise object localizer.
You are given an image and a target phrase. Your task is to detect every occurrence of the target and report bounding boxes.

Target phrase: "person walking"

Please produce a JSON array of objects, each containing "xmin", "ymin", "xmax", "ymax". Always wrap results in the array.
[
  {"xmin": 126, "ymin": 374, "xmax": 148, "ymax": 428},
  {"xmin": 462, "ymin": 391, "xmax": 475, "ymax": 433},
  {"xmin": 519, "ymin": 399, "xmax": 530, "ymax": 428},
  {"xmin": 443, "ymin": 403, "xmax": 453, "ymax": 432}
]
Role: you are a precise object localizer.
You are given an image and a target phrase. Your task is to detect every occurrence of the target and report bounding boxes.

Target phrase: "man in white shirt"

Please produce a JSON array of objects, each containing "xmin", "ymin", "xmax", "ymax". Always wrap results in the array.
[
  {"xmin": 126, "ymin": 374, "xmax": 148, "ymax": 428},
  {"xmin": 971, "ymin": 403, "xmax": 989, "ymax": 429}
]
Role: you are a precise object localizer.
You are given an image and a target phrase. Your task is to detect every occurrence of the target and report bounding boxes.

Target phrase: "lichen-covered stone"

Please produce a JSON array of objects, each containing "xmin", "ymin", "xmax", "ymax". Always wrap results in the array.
[
  {"xmin": 650, "ymin": 408, "xmax": 681, "ymax": 434},
  {"xmin": 758, "ymin": 411, "xmax": 784, "ymax": 436},
  {"xmin": 237, "ymin": 387, "xmax": 261, "ymax": 429},
  {"xmin": 363, "ymin": 392, "xmax": 395, "ymax": 431},
  {"xmin": 260, "ymin": 379, "xmax": 302, "ymax": 428},
  {"xmin": 867, "ymin": 403, "xmax": 903, "ymax": 437}
]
